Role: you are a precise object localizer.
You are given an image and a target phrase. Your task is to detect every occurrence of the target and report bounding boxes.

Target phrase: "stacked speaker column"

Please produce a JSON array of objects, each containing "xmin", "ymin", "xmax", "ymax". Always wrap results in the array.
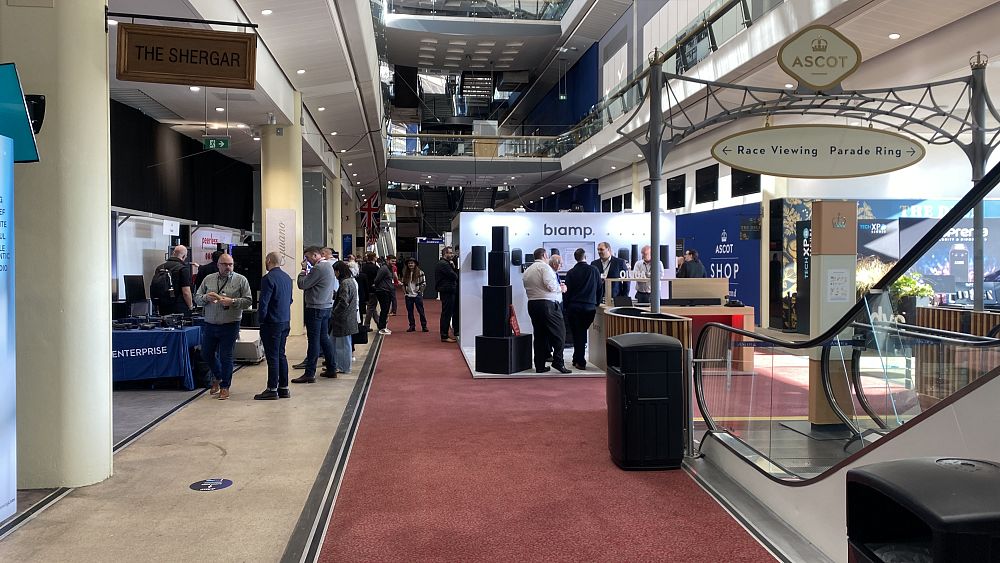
[{"xmin": 475, "ymin": 226, "xmax": 533, "ymax": 374}]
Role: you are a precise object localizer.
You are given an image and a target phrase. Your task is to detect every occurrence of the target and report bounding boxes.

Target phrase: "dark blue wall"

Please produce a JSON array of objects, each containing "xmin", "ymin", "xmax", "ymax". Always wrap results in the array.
[
  {"xmin": 522, "ymin": 43, "xmax": 599, "ymax": 136},
  {"xmin": 528, "ymin": 181, "xmax": 599, "ymax": 212}
]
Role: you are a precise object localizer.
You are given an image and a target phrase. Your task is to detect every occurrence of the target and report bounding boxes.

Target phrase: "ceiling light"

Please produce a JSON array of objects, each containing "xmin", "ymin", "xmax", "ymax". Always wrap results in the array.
[
  {"xmin": 511, "ymin": 176, "xmax": 516, "ymax": 179},
  {"xmin": 583, "ymin": 178, "xmax": 589, "ymax": 181},
  {"xmin": 415, "ymin": 203, "xmax": 419, "ymax": 207},
  {"xmin": 784, "ymin": 83, "xmax": 794, "ymax": 89},
  {"xmin": 888, "ymin": 33, "xmax": 901, "ymax": 40},
  {"xmin": 340, "ymin": 149, "xmax": 346, "ymax": 153},
  {"xmin": 529, "ymin": 200, "xmax": 534, "ymax": 203},
  {"xmin": 107, "ymin": 19, "xmax": 119, "ymax": 26},
  {"xmin": 297, "ymin": 69, "xmax": 306, "ymax": 74},
  {"xmin": 189, "ymin": 86, "xmax": 201, "ymax": 92},
  {"xmin": 352, "ymin": 173, "xmax": 358, "ymax": 176},
  {"xmin": 427, "ymin": 175, "xmax": 432, "ymax": 179},
  {"xmin": 348, "ymin": 162, "xmax": 353, "ymax": 166},
  {"xmin": 253, "ymin": 136, "xmax": 260, "ymax": 141},
  {"xmin": 330, "ymin": 131, "xmax": 337, "ymax": 135},
  {"xmin": 215, "ymin": 107, "xmax": 225, "ymax": 112},
  {"xmin": 318, "ymin": 107, "xmax": 326, "ymax": 111},
  {"xmin": 261, "ymin": 9, "xmax": 273, "ymax": 15},
  {"xmin": 236, "ymin": 124, "xmax": 247, "ymax": 129},
  {"xmin": 611, "ymin": 166, "xmax": 617, "ymax": 170}
]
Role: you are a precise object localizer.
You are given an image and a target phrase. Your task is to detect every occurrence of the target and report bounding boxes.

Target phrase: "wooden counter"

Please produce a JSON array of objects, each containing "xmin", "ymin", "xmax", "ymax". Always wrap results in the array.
[{"xmin": 914, "ymin": 306, "xmax": 1000, "ymax": 399}]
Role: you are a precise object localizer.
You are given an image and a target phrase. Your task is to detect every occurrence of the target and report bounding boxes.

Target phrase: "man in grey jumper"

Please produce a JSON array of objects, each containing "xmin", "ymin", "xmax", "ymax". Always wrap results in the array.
[
  {"xmin": 194, "ymin": 253, "xmax": 253, "ymax": 400},
  {"xmin": 292, "ymin": 246, "xmax": 338, "ymax": 383}
]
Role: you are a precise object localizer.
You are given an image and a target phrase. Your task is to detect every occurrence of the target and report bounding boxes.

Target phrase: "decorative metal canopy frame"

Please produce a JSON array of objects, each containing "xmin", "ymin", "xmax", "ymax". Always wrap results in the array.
[{"xmin": 620, "ymin": 51, "xmax": 1000, "ymax": 311}]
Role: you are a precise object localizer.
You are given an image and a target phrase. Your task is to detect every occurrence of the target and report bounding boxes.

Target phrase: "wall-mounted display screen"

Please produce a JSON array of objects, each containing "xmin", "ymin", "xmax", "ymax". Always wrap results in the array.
[
  {"xmin": 695, "ymin": 164, "xmax": 719, "ymax": 204},
  {"xmin": 667, "ymin": 174, "xmax": 685, "ymax": 209}
]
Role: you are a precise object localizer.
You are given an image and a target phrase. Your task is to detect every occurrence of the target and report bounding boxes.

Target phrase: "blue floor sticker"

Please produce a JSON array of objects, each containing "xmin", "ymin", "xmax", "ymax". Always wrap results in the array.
[{"xmin": 190, "ymin": 478, "xmax": 233, "ymax": 492}]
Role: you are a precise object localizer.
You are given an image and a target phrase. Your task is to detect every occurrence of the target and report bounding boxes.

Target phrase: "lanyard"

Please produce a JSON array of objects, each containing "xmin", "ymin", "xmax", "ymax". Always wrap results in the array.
[{"xmin": 217, "ymin": 275, "xmax": 231, "ymax": 295}]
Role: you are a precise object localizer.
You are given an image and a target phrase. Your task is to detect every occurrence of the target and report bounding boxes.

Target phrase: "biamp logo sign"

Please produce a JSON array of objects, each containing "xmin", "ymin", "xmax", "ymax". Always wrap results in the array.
[{"xmin": 543, "ymin": 224, "xmax": 593, "ymax": 238}]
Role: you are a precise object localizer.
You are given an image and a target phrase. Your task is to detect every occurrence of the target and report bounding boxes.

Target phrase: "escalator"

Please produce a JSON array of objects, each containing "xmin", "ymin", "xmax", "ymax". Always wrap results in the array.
[{"xmin": 690, "ymin": 160, "xmax": 1000, "ymax": 559}]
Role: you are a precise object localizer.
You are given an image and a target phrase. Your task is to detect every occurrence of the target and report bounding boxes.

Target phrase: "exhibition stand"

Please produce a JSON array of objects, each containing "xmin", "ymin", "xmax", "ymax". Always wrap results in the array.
[{"xmin": 112, "ymin": 326, "xmax": 201, "ymax": 391}]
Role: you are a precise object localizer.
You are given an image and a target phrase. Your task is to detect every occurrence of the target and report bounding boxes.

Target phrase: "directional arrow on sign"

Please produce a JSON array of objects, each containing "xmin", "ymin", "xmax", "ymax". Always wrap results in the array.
[
  {"xmin": 907, "ymin": 148, "xmax": 916, "ymax": 156},
  {"xmin": 722, "ymin": 146, "xmax": 731, "ymax": 155}
]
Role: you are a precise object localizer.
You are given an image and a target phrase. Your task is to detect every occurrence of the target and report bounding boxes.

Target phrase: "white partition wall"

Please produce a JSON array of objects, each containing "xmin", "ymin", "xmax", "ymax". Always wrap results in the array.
[{"xmin": 457, "ymin": 212, "xmax": 676, "ymax": 376}]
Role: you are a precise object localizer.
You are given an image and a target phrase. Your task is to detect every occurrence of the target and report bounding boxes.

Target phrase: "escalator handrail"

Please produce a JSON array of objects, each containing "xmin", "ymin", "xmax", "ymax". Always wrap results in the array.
[
  {"xmin": 850, "ymin": 321, "xmax": 1000, "ymax": 346},
  {"xmin": 863, "ymin": 320, "xmax": 998, "ymax": 343}
]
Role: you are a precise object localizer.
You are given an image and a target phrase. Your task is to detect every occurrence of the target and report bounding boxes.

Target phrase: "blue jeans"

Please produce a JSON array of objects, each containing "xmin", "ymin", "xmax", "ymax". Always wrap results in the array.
[
  {"xmin": 304, "ymin": 307, "xmax": 335, "ymax": 377},
  {"xmin": 260, "ymin": 321, "xmax": 290, "ymax": 389},
  {"xmin": 201, "ymin": 321, "xmax": 241, "ymax": 389},
  {"xmin": 335, "ymin": 335, "xmax": 352, "ymax": 373}
]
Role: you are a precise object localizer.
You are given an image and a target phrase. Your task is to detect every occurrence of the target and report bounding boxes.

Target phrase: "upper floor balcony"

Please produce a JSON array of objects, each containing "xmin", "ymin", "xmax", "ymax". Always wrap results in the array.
[{"xmin": 386, "ymin": 0, "xmax": 574, "ymax": 20}]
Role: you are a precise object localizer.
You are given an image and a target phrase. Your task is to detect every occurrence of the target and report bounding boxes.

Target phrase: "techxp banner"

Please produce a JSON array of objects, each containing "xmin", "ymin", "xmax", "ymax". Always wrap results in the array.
[{"xmin": 676, "ymin": 203, "xmax": 761, "ymax": 324}]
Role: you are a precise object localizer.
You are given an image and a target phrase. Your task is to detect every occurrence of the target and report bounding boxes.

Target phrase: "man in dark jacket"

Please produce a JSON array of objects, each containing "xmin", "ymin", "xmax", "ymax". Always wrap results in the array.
[
  {"xmin": 564, "ymin": 248, "xmax": 601, "ymax": 370},
  {"xmin": 195, "ymin": 250, "xmax": 223, "ymax": 287},
  {"xmin": 360, "ymin": 252, "xmax": 381, "ymax": 331},
  {"xmin": 677, "ymin": 248, "xmax": 708, "ymax": 278},
  {"xmin": 254, "ymin": 252, "xmax": 293, "ymax": 400},
  {"xmin": 373, "ymin": 259, "xmax": 395, "ymax": 334},
  {"xmin": 590, "ymin": 241, "xmax": 630, "ymax": 306},
  {"xmin": 435, "ymin": 246, "xmax": 459, "ymax": 342},
  {"xmin": 152, "ymin": 245, "xmax": 193, "ymax": 315}
]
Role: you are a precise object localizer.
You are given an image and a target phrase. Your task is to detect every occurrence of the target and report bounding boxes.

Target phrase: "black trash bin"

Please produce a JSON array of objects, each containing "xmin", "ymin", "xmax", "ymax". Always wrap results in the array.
[
  {"xmin": 847, "ymin": 458, "xmax": 1000, "ymax": 563},
  {"xmin": 606, "ymin": 332, "xmax": 684, "ymax": 470}
]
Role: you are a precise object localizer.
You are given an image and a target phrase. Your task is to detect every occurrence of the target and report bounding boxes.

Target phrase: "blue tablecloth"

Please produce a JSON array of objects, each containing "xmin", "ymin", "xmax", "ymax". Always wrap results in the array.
[{"xmin": 112, "ymin": 326, "xmax": 202, "ymax": 390}]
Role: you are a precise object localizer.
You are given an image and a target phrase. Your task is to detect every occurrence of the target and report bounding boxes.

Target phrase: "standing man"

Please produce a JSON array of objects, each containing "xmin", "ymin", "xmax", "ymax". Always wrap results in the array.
[
  {"xmin": 591, "ymin": 242, "xmax": 630, "ymax": 306},
  {"xmin": 564, "ymin": 248, "xmax": 601, "ymax": 370},
  {"xmin": 292, "ymin": 246, "xmax": 338, "ymax": 384},
  {"xmin": 677, "ymin": 248, "xmax": 708, "ymax": 278},
  {"xmin": 361, "ymin": 252, "xmax": 381, "ymax": 331},
  {"xmin": 320, "ymin": 247, "xmax": 336, "ymax": 263},
  {"xmin": 387, "ymin": 255, "xmax": 401, "ymax": 316},
  {"xmin": 373, "ymin": 258, "xmax": 395, "ymax": 335},
  {"xmin": 435, "ymin": 246, "xmax": 459, "ymax": 343},
  {"xmin": 152, "ymin": 245, "xmax": 194, "ymax": 315},
  {"xmin": 194, "ymin": 253, "xmax": 252, "ymax": 400},
  {"xmin": 523, "ymin": 248, "xmax": 571, "ymax": 374},
  {"xmin": 632, "ymin": 245, "xmax": 654, "ymax": 304},
  {"xmin": 254, "ymin": 252, "xmax": 293, "ymax": 401}
]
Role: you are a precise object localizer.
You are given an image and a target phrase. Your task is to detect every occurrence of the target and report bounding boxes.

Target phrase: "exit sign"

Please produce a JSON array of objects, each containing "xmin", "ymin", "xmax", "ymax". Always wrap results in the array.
[{"xmin": 203, "ymin": 137, "xmax": 231, "ymax": 150}]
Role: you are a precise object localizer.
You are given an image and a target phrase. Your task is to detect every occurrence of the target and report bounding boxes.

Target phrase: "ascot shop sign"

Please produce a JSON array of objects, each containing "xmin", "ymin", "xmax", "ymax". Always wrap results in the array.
[
  {"xmin": 116, "ymin": 23, "xmax": 257, "ymax": 89},
  {"xmin": 778, "ymin": 25, "xmax": 861, "ymax": 90},
  {"xmin": 712, "ymin": 125, "xmax": 925, "ymax": 178}
]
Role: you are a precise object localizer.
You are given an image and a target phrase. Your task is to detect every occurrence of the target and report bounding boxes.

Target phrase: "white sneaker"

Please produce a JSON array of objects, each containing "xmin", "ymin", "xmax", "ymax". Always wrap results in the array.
[{"xmin": 378, "ymin": 328, "xmax": 392, "ymax": 335}]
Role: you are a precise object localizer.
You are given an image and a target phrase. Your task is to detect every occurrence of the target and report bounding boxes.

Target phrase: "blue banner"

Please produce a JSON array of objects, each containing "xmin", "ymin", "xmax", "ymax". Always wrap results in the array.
[
  {"xmin": 112, "ymin": 326, "xmax": 200, "ymax": 390},
  {"xmin": 677, "ymin": 203, "xmax": 762, "ymax": 325},
  {"xmin": 0, "ymin": 135, "xmax": 14, "ymax": 520}
]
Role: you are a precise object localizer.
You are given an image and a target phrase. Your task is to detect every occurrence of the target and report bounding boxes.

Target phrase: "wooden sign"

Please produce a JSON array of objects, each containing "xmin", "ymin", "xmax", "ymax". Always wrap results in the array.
[{"xmin": 116, "ymin": 23, "xmax": 256, "ymax": 90}]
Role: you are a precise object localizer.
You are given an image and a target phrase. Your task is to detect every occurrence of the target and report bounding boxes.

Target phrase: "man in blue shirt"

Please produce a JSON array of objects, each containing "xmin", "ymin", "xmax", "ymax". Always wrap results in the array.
[{"xmin": 254, "ymin": 251, "xmax": 294, "ymax": 400}]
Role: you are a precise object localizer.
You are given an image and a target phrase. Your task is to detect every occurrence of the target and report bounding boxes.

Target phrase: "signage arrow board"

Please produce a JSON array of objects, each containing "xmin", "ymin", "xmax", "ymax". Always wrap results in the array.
[
  {"xmin": 203, "ymin": 137, "xmax": 230, "ymax": 150},
  {"xmin": 711, "ymin": 125, "xmax": 925, "ymax": 179}
]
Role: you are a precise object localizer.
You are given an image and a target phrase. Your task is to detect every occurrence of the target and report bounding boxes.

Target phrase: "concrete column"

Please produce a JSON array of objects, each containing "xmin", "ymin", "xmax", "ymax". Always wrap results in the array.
[
  {"xmin": 631, "ymin": 161, "xmax": 644, "ymax": 212},
  {"xmin": 261, "ymin": 92, "xmax": 304, "ymax": 335},
  {"xmin": 328, "ymin": 173, "xmax": 342, "ymax": 253},
  {"xmin": 0, "ymin": 0, "xmax": 113, "ymax": 487}
]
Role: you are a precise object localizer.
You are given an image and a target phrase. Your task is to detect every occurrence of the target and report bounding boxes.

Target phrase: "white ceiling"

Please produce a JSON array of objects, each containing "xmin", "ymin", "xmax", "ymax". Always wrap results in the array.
[{"xmin": 385, "ymin": 16, "xmax": 561, "ymax": 71}]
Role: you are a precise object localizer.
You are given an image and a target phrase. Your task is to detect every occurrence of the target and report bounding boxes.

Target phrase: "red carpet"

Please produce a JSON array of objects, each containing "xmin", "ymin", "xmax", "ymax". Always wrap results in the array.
[{"xmin": 319, "ymin": 295, "xmax": 775, "ymax": 562}]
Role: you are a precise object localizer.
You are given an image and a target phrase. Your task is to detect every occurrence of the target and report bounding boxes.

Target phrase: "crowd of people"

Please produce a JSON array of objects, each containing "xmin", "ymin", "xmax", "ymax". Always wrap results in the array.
[{"xmin": 147, "ymin": 240, "xmax": 702, "ymax": 393}]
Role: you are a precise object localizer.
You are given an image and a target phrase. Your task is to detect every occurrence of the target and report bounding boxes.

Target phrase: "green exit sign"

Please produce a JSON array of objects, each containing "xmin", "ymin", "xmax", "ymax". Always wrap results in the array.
[{"xmin": 203, "ymin": 137, "xmax": 231, "ymax": 150}]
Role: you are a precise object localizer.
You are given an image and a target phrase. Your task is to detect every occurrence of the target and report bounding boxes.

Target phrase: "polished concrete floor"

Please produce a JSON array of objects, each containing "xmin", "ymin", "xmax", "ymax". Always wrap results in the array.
[{"xmin": 0, "ymin": 333, "xmax": 368, "ymax": 561}]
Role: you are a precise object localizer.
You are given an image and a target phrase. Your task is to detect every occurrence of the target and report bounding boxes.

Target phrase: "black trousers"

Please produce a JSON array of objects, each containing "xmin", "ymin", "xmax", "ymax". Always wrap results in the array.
[
  {"xmin": 635, "ymin": 292, "xmax": 651, "ymax": 304},
  {"xmin": 567, "ymin": 308, "xmax": 597, "ymax": 367},
  {"xmin": 439, "ymin": 290, "xmax": 457, "ymax": 338},
  {"xmin": 527, "ymin": 299, "xmax": 565, "ymax": 369},
  {"xmin": 376, "ymin": 291, "xmax": 392, "ymax": 330}
]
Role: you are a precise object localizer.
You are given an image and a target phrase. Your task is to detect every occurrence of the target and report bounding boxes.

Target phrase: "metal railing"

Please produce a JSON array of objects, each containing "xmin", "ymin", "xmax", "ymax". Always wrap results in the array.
[
  {"xmin": 386, "ymin": 0, "xmax": 573, "ymax": 20},
  {"xmin": 387, "ymin": 133, "xmax": 564, "ymax": 158}
]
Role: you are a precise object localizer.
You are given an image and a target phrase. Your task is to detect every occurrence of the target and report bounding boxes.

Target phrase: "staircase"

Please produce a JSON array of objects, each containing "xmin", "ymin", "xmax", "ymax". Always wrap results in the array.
[{"xmin": 419, "ymin": 186, "xmax": 455, "ymax": 237}]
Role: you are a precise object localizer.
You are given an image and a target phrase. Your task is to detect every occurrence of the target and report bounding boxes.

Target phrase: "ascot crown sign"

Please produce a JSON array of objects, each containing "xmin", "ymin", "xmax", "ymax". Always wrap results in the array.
[{"xmin": 778, "ymin": 25, "xmax": 861, "ymax": 90}]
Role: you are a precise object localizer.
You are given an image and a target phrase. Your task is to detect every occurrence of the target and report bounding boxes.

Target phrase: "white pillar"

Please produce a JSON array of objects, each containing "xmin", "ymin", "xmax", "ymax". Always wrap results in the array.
[
  {"xmin": 328, "ymin": 173, "xmax": 342, "ymax": 253},
  {"xmin": 0, "ymin": 0, "xmax": 113, "ymax": 487},
  {"xmin": 261, "ymin": 93, "xmax": 304, "ymax": 335}
]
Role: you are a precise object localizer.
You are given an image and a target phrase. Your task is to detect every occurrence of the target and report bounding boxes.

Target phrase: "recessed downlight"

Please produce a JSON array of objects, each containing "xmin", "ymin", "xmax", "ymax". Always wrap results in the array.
[
  {"xmin": 318, "ymin": 107, "xmax": 326, "ymax": 111},
  {"xmin": 348, "ymin": 162, "xmax": 353, "ymax": 166},
  {"xmin": 888, "ymin": 33, "xmax": 901, "ymax": 40},
  {"xmin": 611, "ymin": 166, "xmax": 617, "ymax": 170},
  {"xmin": 340, "ymin": 149, "xmax": 346, "ymax": 153},
  {"xmin": 297, "ymin": 69, "xmax": 306, "ymax": 74},
  {"xmin": 261, "ymin": 9, "xmax": 273, "ymax": 15},
  {"xmin": 190, "ymin": 86, "xmax": 201, "ymax": 92},
  {"xmin": 784, "ymin": 83, "xmax": 795, "ymax": 89},
  {"xmin": 330, "ymin": 132, "xmax": 338, "ymax": 135},
  {"xmin": 215, "ymin": 107, "xmax": 225, "ymax": 112}
]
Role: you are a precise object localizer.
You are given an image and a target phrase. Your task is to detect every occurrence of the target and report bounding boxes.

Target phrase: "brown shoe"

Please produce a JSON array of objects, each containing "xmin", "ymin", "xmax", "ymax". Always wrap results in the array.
[
  {"xmin": 319, "ymin": 370, "xmax": 338, "ymax": 379},
  {"xmin": 210, "ymin": 381, "xmax": 220, "ymax": 395},
  {"xmin": 441, "ymin": 337, "xmax": 457, "ymax": 343},
  {"xmin": 291, "ymin": 375, "xmax": 316, "ymax": 384},
  {"xmin": 218, "ymin": 388, "xmax": 230, "ymax": 400}
]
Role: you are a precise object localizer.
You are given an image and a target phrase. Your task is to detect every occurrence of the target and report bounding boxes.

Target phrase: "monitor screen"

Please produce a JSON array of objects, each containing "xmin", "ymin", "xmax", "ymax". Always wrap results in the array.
[
  {"xmin": 0, "ymin": 63, "xmax": 39, "ymax": 163},
  {"xmin": 123, "ymin": 275, "xmax": 146, "ymax": 303}
]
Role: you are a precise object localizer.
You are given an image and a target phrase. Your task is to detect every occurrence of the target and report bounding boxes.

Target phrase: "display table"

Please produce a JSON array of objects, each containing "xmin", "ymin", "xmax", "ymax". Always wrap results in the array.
[
  {"xmin": 112, "ymin": 326, "xmax": 201, "ymax": 390},
  {"xmin": 588, "ymin": 305, "xmax": 755, "ymax": 371}
]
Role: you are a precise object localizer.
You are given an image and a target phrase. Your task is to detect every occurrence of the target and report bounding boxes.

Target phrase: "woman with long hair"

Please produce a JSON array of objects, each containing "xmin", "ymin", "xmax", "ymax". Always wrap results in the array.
[
  {"xmin": 331, "ymin": 261, "xmax": 359, "ymax": 373},
  {"xmin": 401, "ymin": 257, "xmax": 428, "ymax": 332}
]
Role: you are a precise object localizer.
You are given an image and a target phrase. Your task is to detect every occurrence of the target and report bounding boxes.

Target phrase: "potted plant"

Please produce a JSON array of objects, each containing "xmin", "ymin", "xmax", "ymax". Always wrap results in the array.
[{"xmin": 890, "ymin": 271, "xmax": 935, "ymax": 324}]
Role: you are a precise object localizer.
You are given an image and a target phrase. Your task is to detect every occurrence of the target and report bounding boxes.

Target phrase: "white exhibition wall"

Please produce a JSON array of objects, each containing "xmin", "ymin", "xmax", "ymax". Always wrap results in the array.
[
  {"xmin": 115, "ymin": 217, "xmax": 172, "ymax": 301},
  {"xmin": 457, "ymin": 211, "xmax": 676, "ymax": 352}
]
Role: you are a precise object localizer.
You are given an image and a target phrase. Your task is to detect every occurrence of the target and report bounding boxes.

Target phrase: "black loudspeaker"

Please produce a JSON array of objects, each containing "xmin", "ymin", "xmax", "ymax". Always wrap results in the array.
[
  {"xmin": 631, "ymin": 244, "xmax": 639, "ymax": 265},
  {"xmin": 659, "ymin": 244, "xmax": 671, "ymax": 269},
  {"xmin": 617, "ymin": 248, "xmax": 630, "ymax": 262},
  {"xmin": 471, "ymin": 245, "xmax": 487, "ymax": 270},
  {"xmin": 511, "ymin": 248, "xmax": 523, "ymax": 266},
  {"xmin": 491, "ymin": 226, "xmax": 509, "ymax": 252},
  {"xmin": 393, "ymin": 66, "xmax": 419, "ymax": 108},
  {"xmin": 24, "ymin": 94, "xmax": 45, "ymax": 134},
  {"xmin": 488, "ymin": 251, "xmax": 510, "ymax": 286},
  {"xmin": 482, "ymin": 286, "xmax": 513, "ymax": 337},
  {"xmin": 475, "ymin": 334, "xmax": 533, "ymax": 374}
]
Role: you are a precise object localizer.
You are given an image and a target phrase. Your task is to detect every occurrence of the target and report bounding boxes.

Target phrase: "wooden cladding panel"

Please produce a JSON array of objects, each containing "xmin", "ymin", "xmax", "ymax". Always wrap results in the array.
[{"xmin": 914, "ymin": 307, "xmax": 1000, "ymax": 399}]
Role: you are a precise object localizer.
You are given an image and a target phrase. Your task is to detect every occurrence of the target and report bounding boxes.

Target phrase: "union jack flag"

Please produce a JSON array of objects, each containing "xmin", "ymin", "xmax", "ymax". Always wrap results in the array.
[{"xmin": 360, "ymin": 190, "xmax": 380, "ymax": 246}]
